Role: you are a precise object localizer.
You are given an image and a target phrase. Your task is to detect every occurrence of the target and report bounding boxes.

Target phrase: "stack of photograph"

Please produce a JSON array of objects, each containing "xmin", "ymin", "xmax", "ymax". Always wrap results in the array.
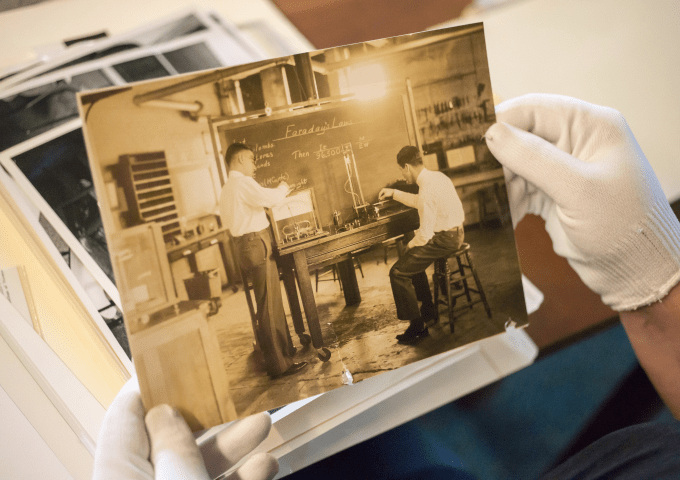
[{"xmin": 0, "ymin": 9, "xmax": 305, "ymax": 368}]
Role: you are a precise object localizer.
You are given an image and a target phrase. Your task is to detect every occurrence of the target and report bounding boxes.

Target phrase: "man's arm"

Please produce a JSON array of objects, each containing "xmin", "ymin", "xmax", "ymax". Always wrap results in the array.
[
  {"xmin": 620, "ymin": 283, "xmax": 680, "ymax": 419},
  {"xmin": 392, "ymin": 190, "xmax": 419, "ymax": 209},
  {"xmin": 241, "ymin": 178, "xmax": 289, "ymax": 208}
]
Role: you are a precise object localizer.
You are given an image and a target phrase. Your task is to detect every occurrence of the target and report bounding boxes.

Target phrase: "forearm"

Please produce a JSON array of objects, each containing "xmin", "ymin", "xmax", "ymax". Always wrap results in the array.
[
  {"xmin": 408, "ymin": 229, "xmax": 432, "ymax": 248},
  {"xmin": 619, "ymin": 281, "xmax": 680, "ymax": 419},
  {"xmin": 393, "ymin": 190, "xmax": 418, "ymax": 209},
  {"xmin": 245, "ymin": 180, "xmax": 288, "ymax": 208},
  {"xmin": 265, "ymin": 185, "xmax": 288, "ymax": 207}
]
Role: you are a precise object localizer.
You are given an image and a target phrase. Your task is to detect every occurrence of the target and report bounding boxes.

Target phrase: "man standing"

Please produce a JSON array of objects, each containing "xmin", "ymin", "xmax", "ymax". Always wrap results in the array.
[
  {"xmin": 379, "ymin": 145, "xmax": 465, "ymax": 345},
  {"xmin": 220, "ymin": 142, "xmax": 307, "ymax": 378}
]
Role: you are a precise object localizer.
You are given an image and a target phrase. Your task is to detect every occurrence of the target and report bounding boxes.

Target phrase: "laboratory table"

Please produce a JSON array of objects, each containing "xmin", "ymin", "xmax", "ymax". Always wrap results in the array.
[{"xmin": 274, "ymin": 207, "xmax": 419, "ymax": 359}]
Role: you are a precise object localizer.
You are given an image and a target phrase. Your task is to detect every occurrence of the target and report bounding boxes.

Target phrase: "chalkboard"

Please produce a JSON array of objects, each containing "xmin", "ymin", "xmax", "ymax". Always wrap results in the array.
[{"xmin": 218, "ymin": 94, "xmax": 411, "ymax": 228}]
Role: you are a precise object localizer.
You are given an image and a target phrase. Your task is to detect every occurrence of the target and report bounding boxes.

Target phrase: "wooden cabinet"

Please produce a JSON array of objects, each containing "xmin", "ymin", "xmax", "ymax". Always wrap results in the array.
[
  {"xmin": 111, "ymin": 222, "xmax": 236, "ymax": 430},
  {"xmin": 110, "ymin": 223, "xmax": 176, "ymax": 319},
  {"xmin": 131, "ymin": 303, "xmax": 236, "ymax": 431}
]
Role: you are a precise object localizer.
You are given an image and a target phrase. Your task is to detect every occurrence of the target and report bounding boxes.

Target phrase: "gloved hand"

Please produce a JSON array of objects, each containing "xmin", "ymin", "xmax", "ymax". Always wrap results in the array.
[
  {"xmin": 92, "ymin": 377, "xmax": 278, "ymax": 480},
  {"xmin": 485, "ymin": 94, "xmax": 680, "ymax": 311}
]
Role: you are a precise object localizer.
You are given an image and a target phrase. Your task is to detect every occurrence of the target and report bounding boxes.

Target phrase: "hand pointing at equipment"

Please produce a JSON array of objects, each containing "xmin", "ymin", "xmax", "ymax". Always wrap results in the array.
[{"xmin": 379, "ymin": 188, "xmax": 395, "ymax": 201}]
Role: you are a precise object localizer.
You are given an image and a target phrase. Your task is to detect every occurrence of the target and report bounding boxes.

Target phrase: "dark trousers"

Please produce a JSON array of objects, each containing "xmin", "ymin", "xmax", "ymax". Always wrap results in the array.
[
  {"xmin": 234, "ymin": 228, "xmax": 293, "ymax": 376},
  {"xmin": 539, "ymin": 421, "xmax": 680, "ymax": 480},
  {"xmin": 291, "ymin": 420, "xmax": 680, "ymax": 480},
  {"xmin": 389, "ymin": 227, "xmax": 464, "ymax": 321}
]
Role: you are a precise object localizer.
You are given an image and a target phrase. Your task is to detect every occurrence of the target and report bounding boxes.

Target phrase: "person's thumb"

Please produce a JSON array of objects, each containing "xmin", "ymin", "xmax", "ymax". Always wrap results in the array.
[
  {"xmin": 92, "ymin": 378, "xmax": 153, "ymax": 480},
  {"xmin": 486, "ymin": 121, "xmax": 587, "ymax": 207},
  {"xmin": 146, "ymin": 405, "xmax": 210, "ymax": 480}
]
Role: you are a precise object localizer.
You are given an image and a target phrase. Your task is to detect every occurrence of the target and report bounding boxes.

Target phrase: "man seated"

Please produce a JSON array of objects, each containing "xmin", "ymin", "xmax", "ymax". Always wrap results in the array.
[{"xmin": 379, "ymin": 145, "xmax": 465, "ymax": 345}]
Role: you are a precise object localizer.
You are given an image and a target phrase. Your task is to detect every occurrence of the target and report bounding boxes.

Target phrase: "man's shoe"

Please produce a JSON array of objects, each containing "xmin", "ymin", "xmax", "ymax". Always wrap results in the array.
[
  {"xmin": 397, "ymin": 327, "xmax": 429, "ymax": 345},
  {"xmin": 396, "ymin": 321, "xmax": 427, "ymax": 342},
  {"xmin": 270, "ymin": 362, "xmax": 308, "ymax": 379}
]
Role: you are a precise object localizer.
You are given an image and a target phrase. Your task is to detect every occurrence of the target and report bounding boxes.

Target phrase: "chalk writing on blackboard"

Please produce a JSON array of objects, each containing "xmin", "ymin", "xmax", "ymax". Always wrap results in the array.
[
  {"xmin": 219, "ymin": 94, "xmax": 410, "ymax": 225},
  {"xmin": 293, "ymin": 178, "xmax": 308, "ymax": 189},
  {"xmin": 274, "ymin": 118, "xmax": 359, "ymax": 141},
  {"xmin": 356, "ymin": 136, "xmax": 370, "ymax": 149},
  {"xmin": 315, "ymin": 144, "xmax": 345, "ymax": 160},
  {"xmin": 255, "ymin": 141, "xmax": 274, "ymax": 150},
  {"xmin": 259, "ymin": 173, "xmax": 290, "ymax": 187},
  {"xmin": 257, "ymin": 173, "xmax": 309, "ymax": 191}
]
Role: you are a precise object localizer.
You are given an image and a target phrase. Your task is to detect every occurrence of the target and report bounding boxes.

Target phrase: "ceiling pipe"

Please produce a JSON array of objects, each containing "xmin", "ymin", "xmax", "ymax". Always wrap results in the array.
[
  {"xmin": 142, "ymin": 99, "xmax": 203, "ymax": 113},
  {"xmin": 132, "ymin": 58, "xmax": 291, "ymax": 107}
]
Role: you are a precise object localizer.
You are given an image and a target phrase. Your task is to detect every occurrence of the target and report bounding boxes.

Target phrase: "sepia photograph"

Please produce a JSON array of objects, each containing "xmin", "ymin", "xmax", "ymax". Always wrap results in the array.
[{"xmin": 78, "ymin": 23, "xmax": 528, "ymax": 430}]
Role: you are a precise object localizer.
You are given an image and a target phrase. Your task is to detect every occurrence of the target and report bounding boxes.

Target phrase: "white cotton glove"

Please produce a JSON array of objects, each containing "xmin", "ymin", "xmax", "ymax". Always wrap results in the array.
[
  {"xmin": 485, "ymin": 94, "xmax": 680, "ymax": 311},
  {"xmin": 92, "ymin": 377, "xmax": 278, "ymax": 480}
]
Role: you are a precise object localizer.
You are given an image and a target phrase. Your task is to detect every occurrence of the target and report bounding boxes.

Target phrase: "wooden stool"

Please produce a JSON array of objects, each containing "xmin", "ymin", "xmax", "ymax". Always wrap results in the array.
[
  {"xmin": 315, "ymin": 264, "xmax": 338, "ymax": 291},
  {"xmin": 432, "ymin": 243, "xmax": 492, "ymax": 332}
]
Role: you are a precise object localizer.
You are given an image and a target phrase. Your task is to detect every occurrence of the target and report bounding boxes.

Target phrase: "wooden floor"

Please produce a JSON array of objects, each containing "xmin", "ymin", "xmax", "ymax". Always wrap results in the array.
[{"xmin": 207, "ymin": 220, "xmax": 527, "ymax": 417}]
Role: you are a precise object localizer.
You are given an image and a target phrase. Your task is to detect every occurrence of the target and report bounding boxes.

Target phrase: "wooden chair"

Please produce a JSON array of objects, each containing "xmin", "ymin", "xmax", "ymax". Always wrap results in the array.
[{"xmin": 315, "ymin": 254, "xmax": 364, "ymax": 292}]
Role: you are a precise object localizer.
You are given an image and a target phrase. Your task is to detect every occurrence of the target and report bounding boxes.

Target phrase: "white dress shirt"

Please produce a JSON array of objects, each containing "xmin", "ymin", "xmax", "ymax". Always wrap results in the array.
[
  {"xmin": 219, "ymin": 170, "xmax": 288, "ymax": 237},
  {"xmin": 393, "ymin": 168, "xmax": 465, "ymax": 248}
]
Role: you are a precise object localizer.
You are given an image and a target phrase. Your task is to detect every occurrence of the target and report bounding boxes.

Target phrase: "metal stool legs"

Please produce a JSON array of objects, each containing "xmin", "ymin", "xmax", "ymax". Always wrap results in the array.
[{"xmin": 432, "ymin": 243, "xmax": 492, "ymax": 333}]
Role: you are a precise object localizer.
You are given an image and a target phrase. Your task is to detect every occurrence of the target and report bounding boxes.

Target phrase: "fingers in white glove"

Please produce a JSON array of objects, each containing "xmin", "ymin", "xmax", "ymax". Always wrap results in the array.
[
  {"xmin": 200, "ymin": 412, "xmax": 273, "ymax": 479},
  {"xmin": 486, "ymin": 121, "xmax": 588, "ymax": 207},
  {"xmin": 222, "ymin": 453, "xmax": 279, "ymax": 480},
  {"xmin": 493, "ymin": 93, "xmax": 625, "ymax": 150},
  {"xmin": 146, "ymin": 404, "xmax": 210, "ymax": 480},
  {"xmin": 92, "ymin": 377, "xmax": 154, "ymax": 480},
  {"xmin": 501, "ymin": 165, "xmax": 551, "ymax": 228}
]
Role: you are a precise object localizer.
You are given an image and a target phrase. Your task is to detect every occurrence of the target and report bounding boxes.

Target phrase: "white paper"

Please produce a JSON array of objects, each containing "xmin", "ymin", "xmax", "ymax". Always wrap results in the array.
[{"xmin": 0, "ymin": 267, "xmax": 32, "ymax": 329}]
